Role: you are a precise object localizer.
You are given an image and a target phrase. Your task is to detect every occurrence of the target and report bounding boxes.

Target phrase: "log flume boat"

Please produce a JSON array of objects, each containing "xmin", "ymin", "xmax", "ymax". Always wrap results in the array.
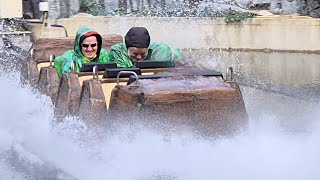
[{"xmin": 21, "ymin": 34, "xmax": 248, "ymax": 136}]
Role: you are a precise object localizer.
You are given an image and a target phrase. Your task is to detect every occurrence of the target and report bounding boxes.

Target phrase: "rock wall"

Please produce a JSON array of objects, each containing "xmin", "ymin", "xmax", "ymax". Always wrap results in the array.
[
  {"xmin": 22, "ymin": 0, "xmax": 320, "ymax": 19},
  {"xmin": 48, "ymin": 0, "xmax": 81, "ymax": 19}
]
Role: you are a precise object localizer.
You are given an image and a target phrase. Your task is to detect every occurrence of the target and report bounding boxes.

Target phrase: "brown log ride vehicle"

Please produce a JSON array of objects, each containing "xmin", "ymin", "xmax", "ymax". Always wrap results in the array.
[{"xmin": 22, "ymin": 34, "xmax": 248, "ymax": 136}]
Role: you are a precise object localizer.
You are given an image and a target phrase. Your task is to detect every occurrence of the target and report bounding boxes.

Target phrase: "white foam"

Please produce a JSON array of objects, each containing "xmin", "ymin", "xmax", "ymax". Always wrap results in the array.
[{"xmin": 0, "ymin": 71, "xmax": 319, "ymax": 179}]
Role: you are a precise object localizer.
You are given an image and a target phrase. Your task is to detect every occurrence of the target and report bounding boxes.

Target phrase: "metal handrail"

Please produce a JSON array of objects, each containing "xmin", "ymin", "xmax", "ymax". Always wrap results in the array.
[
  {"xmin": 226, "ymin": 67, "xmax": 234, "ymax": 82},
  {"xmin": 49, "ymin": 54, "xmax": 55, "ymax": 67},
  {"xmin": 70, "ymin": 61, "xmax": 75, "ymax": 73},
  {"xmin": 93, "ymin": 65, "xmax": 99, "ymax": 79},
  {"xmin": 116, "ymin": 71, "xmax": 139, "ymax": 87},
  {"xmin": 30, "ymin": 48, "xmax": 35, "ymax": 60}
]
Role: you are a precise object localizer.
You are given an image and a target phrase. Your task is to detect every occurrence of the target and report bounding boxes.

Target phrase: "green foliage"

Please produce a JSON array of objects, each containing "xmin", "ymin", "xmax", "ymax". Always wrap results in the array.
[
  {"xmin": 79, "ymin": 0, "xmax": 105, "ymax": 16},
  {"xmin": 80, "ymin": 0, "xmax": 95, "ymax": 11},
  {"xmin": 224, "ymin": 11, "xmax": 255, "ymax": 24}
]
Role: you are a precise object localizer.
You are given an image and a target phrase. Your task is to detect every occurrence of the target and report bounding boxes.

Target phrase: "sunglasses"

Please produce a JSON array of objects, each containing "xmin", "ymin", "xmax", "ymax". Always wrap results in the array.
[{"xmin": 81, "ymin": 43, "xmax": 97, "ymax": 48}]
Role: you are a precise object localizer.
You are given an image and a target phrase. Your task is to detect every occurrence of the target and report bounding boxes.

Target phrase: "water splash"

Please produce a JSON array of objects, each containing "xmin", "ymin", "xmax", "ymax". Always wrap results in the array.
[
  {"xmin": 0, "ymin": 57, "xmax": 318, "ymax": 179},
  {"xmin": 0, "ymin": 31, "xmax": 319, "ymax": 179}
]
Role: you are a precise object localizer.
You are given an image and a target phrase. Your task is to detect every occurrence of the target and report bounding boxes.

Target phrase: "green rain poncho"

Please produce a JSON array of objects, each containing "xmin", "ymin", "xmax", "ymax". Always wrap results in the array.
[
  {"xmin": 110, "ymin": 27, "xmax": 184, "ymax": 68},
  {"xmin": 110, "ymin": 41, "xmax": 184, "ymax": 68},
  {"xmin": 54, "ymin": 26, "xmax": 111, "ymax": 77}
]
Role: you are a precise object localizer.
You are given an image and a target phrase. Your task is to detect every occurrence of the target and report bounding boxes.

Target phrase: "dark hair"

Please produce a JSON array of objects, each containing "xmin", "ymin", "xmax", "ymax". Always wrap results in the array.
[{"xmin": 125, "ymin": 27, "xmax": 150, "ymax": 49}]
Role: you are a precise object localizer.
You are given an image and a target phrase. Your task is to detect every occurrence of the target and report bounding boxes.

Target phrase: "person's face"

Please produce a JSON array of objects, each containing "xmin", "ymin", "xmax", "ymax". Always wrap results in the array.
[
  {"xmin": 128, "ymin": 47, "xmax": 148, "ymax": 61},
  {"xmin": 81, "ymin": 36, "xmax": 98, "ymax": 59}
]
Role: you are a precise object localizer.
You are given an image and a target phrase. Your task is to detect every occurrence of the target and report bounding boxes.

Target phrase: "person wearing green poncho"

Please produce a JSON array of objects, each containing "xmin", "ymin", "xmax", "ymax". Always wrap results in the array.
[
  {"xmin": 109, "ymin": 27, "xmax": 184, "ymax": 68},
  {"xmin": 54, "ymin": 26, "xmax": 111, "ymax": 77}
]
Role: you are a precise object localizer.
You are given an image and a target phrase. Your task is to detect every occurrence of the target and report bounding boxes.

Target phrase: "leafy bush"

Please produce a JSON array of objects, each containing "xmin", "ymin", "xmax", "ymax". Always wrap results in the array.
[{"xmin": 224, "ymin": 11, "xmax": 255, "ymax": 23}]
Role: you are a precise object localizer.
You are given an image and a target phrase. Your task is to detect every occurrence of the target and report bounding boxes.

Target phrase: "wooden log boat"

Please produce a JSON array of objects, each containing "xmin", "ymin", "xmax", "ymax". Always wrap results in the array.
[{"xmin": 21, "ymin": 35, "xmax": 248, "ymax": 136}]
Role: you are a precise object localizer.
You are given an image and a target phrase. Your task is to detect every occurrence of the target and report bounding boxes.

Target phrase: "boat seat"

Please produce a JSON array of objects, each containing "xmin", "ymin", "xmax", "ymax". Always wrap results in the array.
[{"xmin": 32, "ymin": 35, "xmax": 122, "ymax": 63}]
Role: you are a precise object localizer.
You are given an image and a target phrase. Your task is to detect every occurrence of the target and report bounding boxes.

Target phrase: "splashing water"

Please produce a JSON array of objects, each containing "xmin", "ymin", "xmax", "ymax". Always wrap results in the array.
[{"xmin": 0, "ymin": 39, "xmax": 320, "ymax": 179}]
